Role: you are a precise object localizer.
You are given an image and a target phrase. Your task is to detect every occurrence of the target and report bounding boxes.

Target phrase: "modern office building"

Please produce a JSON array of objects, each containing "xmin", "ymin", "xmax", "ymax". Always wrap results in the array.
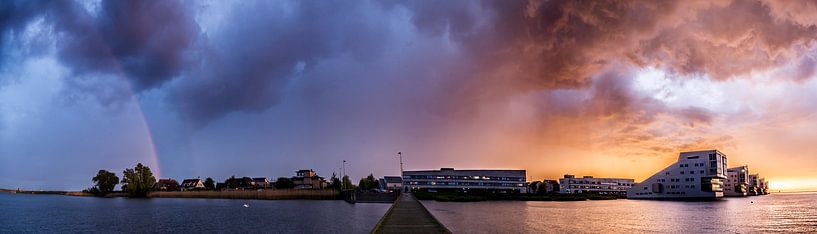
[
  {"xmin": 724, "ymin": 166, "xmax": 749, "ymax": 197},
  {"xmin": 558, "ymin": 175, "xmax": 634, "ymax": 195},
  {"xmin": 402, "ymin": 168, "xmax": 527, "ymax": 193},
  {"xmin": 627, "ymin": 150, "xmax": 729, "ymax": 199}
]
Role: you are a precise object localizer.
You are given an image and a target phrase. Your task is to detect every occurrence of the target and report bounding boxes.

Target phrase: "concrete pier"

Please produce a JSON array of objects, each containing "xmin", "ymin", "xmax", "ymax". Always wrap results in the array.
[{"xmin": 371, "ymin": 193, "xmax": 451, "ymax": 234}]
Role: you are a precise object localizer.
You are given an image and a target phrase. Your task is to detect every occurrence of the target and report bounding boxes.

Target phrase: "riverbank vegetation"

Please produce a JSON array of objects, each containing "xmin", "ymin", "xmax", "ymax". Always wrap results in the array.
[{"xmin": 83, "ymin": 170, "xmax": 119, "ymax": 197}]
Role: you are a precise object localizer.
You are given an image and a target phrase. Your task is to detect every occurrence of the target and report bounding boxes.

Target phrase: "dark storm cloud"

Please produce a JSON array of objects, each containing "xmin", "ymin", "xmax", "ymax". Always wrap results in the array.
[
  {"xmin": 51, "ymin": 0, "xmax": 199, "ymax": 91},
  {"xmin": 5, "ymin": 0, "xmax": 817, "ymax": 130},
  {"xmin": 0, "ymin": 0, "xmax": 47, "ymax": 75},
  {"xmin": 172, "ymin": 1, "xmax": 390, "ymax": 126}
]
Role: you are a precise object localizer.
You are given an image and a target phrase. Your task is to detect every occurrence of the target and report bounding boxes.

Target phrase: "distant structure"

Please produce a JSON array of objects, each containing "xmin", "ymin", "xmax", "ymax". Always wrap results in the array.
[
  {"xmin": 181, "ymin": 178, "xmax": 205, "ymax": 191},
  {"xmin": 252, "ymin": 177, "xmax": 271, "ymax": 189},
  {"xmin": 378, "ymin": 176, "xmax": 403, "ymax": 191},
  {"xmin": 154, "ymin": 178, "xmax": 180, "ymax": 191},
  {"xmin": 748, "ymin": 174, "xmax": 769, "ymax": 195},
  {"xmin": 558, "ymin": 175, "xmax": 634, "ymax": 195},
  {"xmin": 402, "ymin": 168, "xmax": 527, "ymax": 193},
  {"xmin": 627, "ymin": 150, "xmax": 730, "ymax": 199},
  {"xmin": 292, "ymin": 169, "xmax": 327, "ymax": 189},
  {"xmin": 724, "ymin": 166, "xmax": 749, "ymax": 197}
]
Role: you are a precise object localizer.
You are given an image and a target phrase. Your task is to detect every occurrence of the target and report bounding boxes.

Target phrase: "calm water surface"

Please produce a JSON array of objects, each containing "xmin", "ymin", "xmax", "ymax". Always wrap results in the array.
[
  {"xmin": 0, "ymin": 193, "xmax": 389, "ymax": 233},
  {"xmin": 424, "ymin": 193, "xmax": 817, "ymax": 233}
]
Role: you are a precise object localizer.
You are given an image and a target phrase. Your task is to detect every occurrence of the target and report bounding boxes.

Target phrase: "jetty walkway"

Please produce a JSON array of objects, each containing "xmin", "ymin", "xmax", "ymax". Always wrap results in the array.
[{"xmin": 372, "ymin": 193, "xmax": 451, "ymax": 233}]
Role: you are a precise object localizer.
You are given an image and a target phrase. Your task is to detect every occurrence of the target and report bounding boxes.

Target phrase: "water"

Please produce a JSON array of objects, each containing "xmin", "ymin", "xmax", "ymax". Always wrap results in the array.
[
  {"xmin": 423, "ymin": 193, "xmax": 817, "ymax": 233},
  {"xmin": 0, "ymin": 193, "xmax": 390, "ymax": 233}
]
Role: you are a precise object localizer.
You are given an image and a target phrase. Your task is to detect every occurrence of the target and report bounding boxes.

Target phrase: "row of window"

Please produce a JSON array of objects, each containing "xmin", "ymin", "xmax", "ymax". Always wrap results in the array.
[
  {"xmin": 404, "ymin": 181, "xmax": 526, "ymax": 187},
  {"xmin": 565, "ymin": 185, "xmax": 629, "ymax": 190},
  {"xmin": 667, "ymin": 191, "xmax": 687, "ymax": 195},
  {"xmin": 565, "ymin": 180, "xmax": 633, "ymax": 186},
  {"xmin": 679, "ymin": 163, "xmax": 704, "ymax": 168},
  {"xmin": 403, "ymin": 175, "xmax": 525, "ymax": 181}
]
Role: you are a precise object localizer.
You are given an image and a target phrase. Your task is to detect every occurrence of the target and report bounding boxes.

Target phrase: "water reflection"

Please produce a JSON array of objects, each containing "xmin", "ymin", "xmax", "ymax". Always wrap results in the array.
[{"xmin": 423, "ymin": 193, "xmax": 817, "ymax": 233}]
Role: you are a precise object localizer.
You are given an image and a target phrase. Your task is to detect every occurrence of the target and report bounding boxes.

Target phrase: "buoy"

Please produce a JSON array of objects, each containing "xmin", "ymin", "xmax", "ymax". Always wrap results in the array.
[{"xmin": 243, "ymin": 204, "xmax": 250, "ymax": 208}]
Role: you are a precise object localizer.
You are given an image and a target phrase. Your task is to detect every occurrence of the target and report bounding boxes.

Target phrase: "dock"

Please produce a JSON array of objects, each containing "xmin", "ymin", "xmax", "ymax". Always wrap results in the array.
[{"xmin": 371, "ymin": 193, "xmax": 451, "ymax": 234}]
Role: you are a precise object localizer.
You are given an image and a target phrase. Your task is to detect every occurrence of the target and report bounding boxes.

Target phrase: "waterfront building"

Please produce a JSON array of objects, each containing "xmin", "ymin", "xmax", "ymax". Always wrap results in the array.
[
  {"xmin": 181, "ymin": 178, "xmax": 205, "ymax": 191},
  {"xmin": 748, "ymin": 174, "xmax": 760, "ymax": 195},
  {"xmin": 724, "ymin": 166, "xmax": 749, "ymax": 197},
  {"xmin": 627, "ymin": 150, "xmax": 729, "ymax": 199},
  {"xmin": 292, "ymin": 169, "xmax": 327, "ymax": 189},
  {"xmin": 758, "ymin": 177, "xmax": 769, "ymax": 195},
  {"xmin": 558, "ymin": 175, "xmax": 634, "ymax": 195},
  {"xmin": 252, "ymin": 177, "xmax": 271, "ymax": 189},
  {"xmin": 378, "ymin": 176, "xmax": 403, "ymax": 191},
  {"xmin": 154, "ymin": 178, "xmax": 180, "ymax": 191},
  {"xmin": 402, "ymin": 168, "xmax": 527, "ymax": 193}
]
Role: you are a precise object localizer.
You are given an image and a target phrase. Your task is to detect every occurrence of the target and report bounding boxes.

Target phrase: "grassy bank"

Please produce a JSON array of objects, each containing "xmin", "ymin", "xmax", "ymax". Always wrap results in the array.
[
  {"xmin": 149, "ymin": 189, "xmax": 340, "ymax": 200},
  {"xmin": 413, "ymin": 191, "xmax": 622, "ymax": 202}
]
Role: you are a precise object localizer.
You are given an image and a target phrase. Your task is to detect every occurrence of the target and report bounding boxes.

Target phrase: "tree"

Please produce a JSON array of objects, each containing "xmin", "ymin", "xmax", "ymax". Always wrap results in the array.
[
  {"xmin": 122, "ymin": 163, "xmax": 156, "ymax": 198},
  {"xmin": 358, "ymin": 173, "xmax": 378, "ymax": 190},
  {"xmin": 274, "ymin": 177, "xmax": 295, "ymax": 189},
  {"xmin": 328, "ymin": 173, "xmax": 342, "ymax": 191},
  {"xmin": 341, "ymin": 175, "xmax": 355, "ymax": 190},
  {"xmin": 204, "ymin": 177, "xmax": 215, "ymax": 190},
  {"xmin": 225, "ymin": 176, "xmax": 239, "ymax": 189},
  {"xmin": 89, "ymin": 170, "xmax": 119, "ymax": 196},
  {"xmin": 529, "ymin": 181, "xmax": 542, "ymax": 194}
]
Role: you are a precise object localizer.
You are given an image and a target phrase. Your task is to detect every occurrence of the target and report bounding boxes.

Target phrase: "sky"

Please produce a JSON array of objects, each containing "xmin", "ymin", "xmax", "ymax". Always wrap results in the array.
[{"xmin": 1, "ymin": 0, "xmax": 817, "ymax": 192}]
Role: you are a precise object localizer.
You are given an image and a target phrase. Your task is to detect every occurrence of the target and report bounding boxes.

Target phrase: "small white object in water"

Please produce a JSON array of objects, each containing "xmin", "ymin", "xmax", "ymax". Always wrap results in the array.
[{"xmin": 243, "ymin": 204, "xmax": 250, "ymax": 208}]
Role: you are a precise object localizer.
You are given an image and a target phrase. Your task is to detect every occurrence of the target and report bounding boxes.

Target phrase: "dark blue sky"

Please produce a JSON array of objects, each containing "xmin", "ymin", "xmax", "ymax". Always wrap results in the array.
[{"xmin": 2, "ymin": 0, "xmax": 817, "ymax": 191}]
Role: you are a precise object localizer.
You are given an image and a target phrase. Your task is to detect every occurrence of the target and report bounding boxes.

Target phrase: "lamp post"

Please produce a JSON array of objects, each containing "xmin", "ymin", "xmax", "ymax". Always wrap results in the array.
[
  {"xmin": 398, "ymin": 152, "xmax": 405, "ymax": 193},
  {"xmin": 397, "ymin": 152, "xmax": 404, "ymax": 177}
]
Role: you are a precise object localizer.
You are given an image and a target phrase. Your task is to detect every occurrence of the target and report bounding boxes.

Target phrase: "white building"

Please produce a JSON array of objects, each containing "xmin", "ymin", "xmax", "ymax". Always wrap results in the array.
[
  {"xmin": 724, "ymin": 166, "xmax": 749, "ymax": 197},
  {"xmin": 403, "ymin": 168, "xmax": 527, "ymax": 193},
  {"xmin": 378, "ymin": 176, "xmax": 403, "ymax": 191},
  {"xmin": 559, "ymin": 175, "xmax": 634, "ymax": 195},
  {"xmin": 627, "ymin": 150, "xmax": 728, "ymax": 199}
]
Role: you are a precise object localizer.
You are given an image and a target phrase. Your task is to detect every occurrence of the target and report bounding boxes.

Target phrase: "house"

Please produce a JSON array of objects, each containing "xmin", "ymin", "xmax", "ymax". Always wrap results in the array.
[
  {"xmin": 154, "ymin": 179, "xmax": 180, "ymax": 191},
  {"xmin": 252, "ymin": 177, "xmax": 271, "ymax": 189},
  {"xmin": 292, "ymin": 169, "xmax": 327, "ymax": 189},
  {"xmin": 181, "ymin": 178, "xmax": 205, "ymax": 191}
]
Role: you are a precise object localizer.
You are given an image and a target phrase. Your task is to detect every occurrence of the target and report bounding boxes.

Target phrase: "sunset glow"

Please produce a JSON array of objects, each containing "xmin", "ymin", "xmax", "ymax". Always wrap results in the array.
[{"xmin": 1, "ymin": 0, "xmax": 817, "ymax": 192}]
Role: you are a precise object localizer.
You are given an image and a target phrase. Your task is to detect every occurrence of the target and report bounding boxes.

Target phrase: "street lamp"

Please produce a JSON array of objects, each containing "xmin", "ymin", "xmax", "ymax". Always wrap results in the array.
[{"xmin": 397, "ymin": 152, "xmax": 405, "ymax": 193}]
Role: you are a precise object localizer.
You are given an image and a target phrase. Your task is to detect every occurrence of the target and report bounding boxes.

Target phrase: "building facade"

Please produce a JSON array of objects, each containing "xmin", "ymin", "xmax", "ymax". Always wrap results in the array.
[
  {"xmin": 155, "ymin": 178, "xmax": 180, "ymax": 191},
  {"xmin": 558, "ymin": 175, "xmax": 634, "ymax": 195},
  {"xmin": 724, "ymin": 166, "xmax": 749, "ymax": 197},
  {"xmin": 402, "ymin": 168, "xmax": 527, "ymax": 193},
  {"xmin": 292, "ymin": 169, "xmax": 327, "ymax": 189},
  {"xmin": 378, "ymin": 176, "xmax": 403, "ymax": 191},
  {"xmin": 627, "ymin": 150, "xmax": 729, "ymax": 199},
  {"xmin": 181, "ymin": 178, "xmax": 205, "ymax": 191}
]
